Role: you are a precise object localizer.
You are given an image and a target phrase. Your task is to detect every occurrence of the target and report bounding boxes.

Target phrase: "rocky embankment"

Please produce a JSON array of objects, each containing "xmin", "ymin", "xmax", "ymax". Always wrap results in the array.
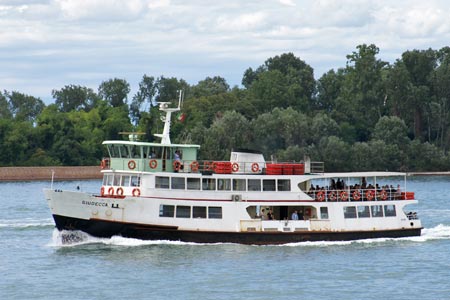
[{"xmin": 0, "ymin": 166, "xmax": 102, "ymax": 181}]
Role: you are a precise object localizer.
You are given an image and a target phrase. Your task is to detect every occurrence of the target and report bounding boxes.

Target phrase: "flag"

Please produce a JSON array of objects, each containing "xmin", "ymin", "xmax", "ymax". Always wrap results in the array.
[{"xmin": 177, "ymin": 112, "xmax": 186, "ymax": 122}]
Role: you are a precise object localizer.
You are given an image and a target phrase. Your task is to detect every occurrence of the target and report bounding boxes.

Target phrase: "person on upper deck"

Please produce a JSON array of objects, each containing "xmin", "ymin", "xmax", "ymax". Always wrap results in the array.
[{"xmin": 291, "ymin": 210, "xmax": 299, "ymax": 220}]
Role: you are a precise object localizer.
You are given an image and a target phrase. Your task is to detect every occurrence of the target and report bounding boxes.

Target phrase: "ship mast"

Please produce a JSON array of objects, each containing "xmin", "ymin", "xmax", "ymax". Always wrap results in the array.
[{"xmin": 154, "ymin": 90, "xmax": 184, "ymax": 145}]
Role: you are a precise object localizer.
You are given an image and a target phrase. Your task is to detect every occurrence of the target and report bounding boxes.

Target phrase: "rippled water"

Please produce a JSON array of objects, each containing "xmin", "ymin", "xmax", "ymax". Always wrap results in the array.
[{"xmin": 1, "ymin": 177, "xmax": 450, "ymax": 300}]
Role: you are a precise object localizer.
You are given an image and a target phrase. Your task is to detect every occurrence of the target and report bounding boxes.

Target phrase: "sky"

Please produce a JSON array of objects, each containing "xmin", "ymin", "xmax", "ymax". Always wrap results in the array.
[{"xmin": 1, "ymin": 0, "xmax": 450, "ymax": 103}]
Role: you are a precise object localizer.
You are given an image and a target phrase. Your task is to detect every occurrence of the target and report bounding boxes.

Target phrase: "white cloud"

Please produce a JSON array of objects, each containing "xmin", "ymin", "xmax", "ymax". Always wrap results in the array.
[{"xmin": 279, "ymin": 0, "xmax": 296, "ymax": 6}]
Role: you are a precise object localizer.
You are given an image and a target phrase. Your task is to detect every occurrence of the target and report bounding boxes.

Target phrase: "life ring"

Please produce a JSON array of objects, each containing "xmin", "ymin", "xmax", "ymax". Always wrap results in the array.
[
  {"xmin": 340, "ymin": 191, "xmax": 348, "ymax": 201},
  {"xmin": 352, "ymin": 190, "xmax": 361, "ymax": 201},
  {"xmin": 232, "ymin": 162, "xmax": 239, "ymax": 172},
  {"xmin": 380, "ymin": 189, "xmax": 388, "ymax": 200},
  {"xmin": 329, "ymin": 191, "xmax": 337, "ymax": 201},
  {"xmin": 100, "ymin": 159, "xmax": 106, "ymax": 169},
  {"xmin": 100, "ymin": 187, "xmax": 105, "ymax": 196},
  {"xmin": 366, "ymin": 190, "xmax": 375, "ymax": 201},
  {"xmin": 108, "ymin": 187, "xmax": 114, "ymax": 195},
  {"xmin": 149, "ymin": 159, "xmax": 157, "ymax": 169},
  {"xmin": 132, "ymin": 188, "xmax": 140, "ymax": 197},
  {"xmin": 128, "ymin": 160, "xmax": 136, "ymax": 170},
  {"xmin": 204, "ymin": 161, "xmax": 212, "ymax": 171},
  {"xmin": 173, "ymin": 160, "xmax": 182, "ymax": 171},
  {"xmin": 190, "ymin": 161, "xmax": 199, "ymax": 172},
  {"xmin": 316, "ymin": 191, "xmax": 325, "ymax": 202},
  {"xmin": 251, "ymin": 163, "xmax": 259, "ymax": 173},
  {"xmin": 116, "ymin": 187, "xmax": 124, "ymax": 196}
]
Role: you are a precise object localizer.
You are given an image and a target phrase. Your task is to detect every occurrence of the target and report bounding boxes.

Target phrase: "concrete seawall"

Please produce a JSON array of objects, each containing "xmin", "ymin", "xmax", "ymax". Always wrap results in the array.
[{"xmin": 0, "ymin": 166, "xmax": 102, "ymax": 181}]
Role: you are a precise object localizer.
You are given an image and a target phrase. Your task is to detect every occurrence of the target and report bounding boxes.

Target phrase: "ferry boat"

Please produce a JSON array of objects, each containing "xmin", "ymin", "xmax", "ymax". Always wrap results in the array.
[{"xmin": 44, "ymin": 94, "xmax": 422, "ymax": 245}]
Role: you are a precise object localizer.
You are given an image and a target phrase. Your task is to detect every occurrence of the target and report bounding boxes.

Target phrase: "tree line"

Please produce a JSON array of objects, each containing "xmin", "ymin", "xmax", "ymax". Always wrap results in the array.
[{"xmin": 1, "ymin": 44, "xmax": 450, "ymax": 171}]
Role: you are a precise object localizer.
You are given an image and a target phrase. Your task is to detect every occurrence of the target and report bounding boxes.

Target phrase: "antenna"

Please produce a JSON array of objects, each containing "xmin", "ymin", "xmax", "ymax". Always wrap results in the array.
[{"xmin": 153, "ymin": 90, "xmax": 184, "ymax": 145}]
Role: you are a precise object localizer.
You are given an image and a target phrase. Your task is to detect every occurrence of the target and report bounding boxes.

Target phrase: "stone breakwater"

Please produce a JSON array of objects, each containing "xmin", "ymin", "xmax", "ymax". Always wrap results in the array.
[{"xmin": 0, "ymin": 166, "xmax": 102, "ymax": 181}]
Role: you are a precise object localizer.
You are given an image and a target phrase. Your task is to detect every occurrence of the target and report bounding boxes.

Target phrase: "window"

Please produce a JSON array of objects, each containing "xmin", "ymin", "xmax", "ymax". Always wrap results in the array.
[
  {"xmin": 176, "ymin": 206, "xmax": 191, "ymax": 218},
  {"xmin": 208, "ymin": 207, "xmax": 222, "ymax": 219},
  {"xmin": 202, "ymin": 178, "xmax": 216, "ymax": 190},
  {"xmin": 103, "ymin": 174, "xmax": 113, "ymax": 186},
  {"xmin": 263, "ymin": 179, "xmax": 276, "ymax": 191},
  {"xmin": 155, "ymin": 176, "xmax": 169, "ymax": 189},
  {"xmin": 278, "ymin": 179, "xmax": 291, "ymax": 191},
  {"xmin": 217, "ymin": 179, "xmax": 231, "ymax": 191},
  {"xmin": 344, "ymin": 206, "xmax": 357, "ymax": 218},
  {"xmin": 159, "ymin": 205, "xmax": 174, "ymax": 217},
  {"xmin": 320, "ymin": 207, "xmax": 329, "ymax": 219},
  {"xmin": 371, "ymin": 205, "xmax": 383, "ymax": 217},
  {"xmin": 357, "ymin": 206, "xmax": 370, "ymax": 218},
  {"xmin": 384, "ymin": 205, "xmax": 396, "ymax": 217},
  {"xmin": 187, "ymin": 178, "xmax": 201, "ymax": 190},
  {"xmin": 193, "ymin": 206, "xmax": 207, "ymax": 218},
  {"xmin": 172, "ymin": 177, "xmax": 185, "ymax": 190},
  {"xmin": 233, "ymin": 179, "xmax": 246, "ymax": 191},
  {"xmin": 108, "ymin": 145, "xmax": 120, "ymax": 158},
  {"xmin": 248, "ymin": 179, "xmax": 261, "ymax": 191},
  {"xmin": 113, "ymin": 174, "xmax": 121, "ymax": 186},
  {"xmin": 131, "ymin": 175, "xmax": 141, "ymax": 187},
  {"xmin": 121, "ymin": 175, "xmax": 131, "ymax": 187},
  {"xmin": 119, "ymin": 145, "xmax": 129, "ymax": 158}
]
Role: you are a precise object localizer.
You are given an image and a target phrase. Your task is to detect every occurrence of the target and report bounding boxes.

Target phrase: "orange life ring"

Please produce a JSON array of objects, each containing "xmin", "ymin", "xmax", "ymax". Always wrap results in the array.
[
  {"xmin": 128, "ymin": 160, "xmax": 136, "ymax": 170},
  {"xmin": 116, "ymin": 187, "xmax": 123, "ymax": 196},
  {"xmin": 190, "ymin": 161, "xmax": 199, "ymax": 172},
  {"xmin": 316, "ymin": 191, "xmax": 325, "ymax": 202},
  {"xmin": 204, "ymin": 161, "xmax": 212, "ymax": 171},
  {"xmin": 100, "ymin": 159, "xmax": 106, "ymax": 169},
  {"xmin": 100, "ymin": 187, "xmax": 105, "ymax": 196},
  {"xmin": 232, "ymin": 162, "xmax": 239, "ymax": 172},
  {"xmin": 251, "ymin": 163, "xmax": 259, "ymax": 173},
  {"xmin": 149, "ymin": 159, "xmax": 157, "ymax": 169},
  {"xmin": 352, "ymin": 190, "xmax": 361, "ymax": 201},
  {"xmin": 329, "ymin": 191, "xmax": 337, "ymax": 201},
  {"xmin": 173, "ymin": 160, "xmax": 182, "ymax": 171},
  {"xmin": 340, "ymin": 191, "xmax": 348, "ymax": 201},
  {"xmin": 132, "ymin": 188, "xmax": 140, "ymax": 197},
  {"xmin": 108, "ymin": 187, "xmax": 114, "ymax": 195},
  {"xmin": 366, "ymin": 190, "xmax": 375, "ymax": 201},
  {"xmin": 380, "ymin": 189, "xmax": 388, "ymax": 200}
]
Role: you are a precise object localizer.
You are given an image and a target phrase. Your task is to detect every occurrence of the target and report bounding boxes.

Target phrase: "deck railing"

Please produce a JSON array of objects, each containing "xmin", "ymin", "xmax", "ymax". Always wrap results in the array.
[{"xmin": 308, "ymin": 187, "xmax": 410, "ymax": 202}]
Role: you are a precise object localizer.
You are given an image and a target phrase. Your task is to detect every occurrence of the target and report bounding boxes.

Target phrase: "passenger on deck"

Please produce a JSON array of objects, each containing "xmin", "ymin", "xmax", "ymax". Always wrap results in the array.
[
  {"xmin": 298, "ymin": 210, "xmax": 304, "ymax": 220},
  {"xmin": 291, "ymin": 210, "xmax": 299, "ymax": 220},
  {"xmin": 267, "ymin": 209, "xmax": 274, "ymax": 220}
]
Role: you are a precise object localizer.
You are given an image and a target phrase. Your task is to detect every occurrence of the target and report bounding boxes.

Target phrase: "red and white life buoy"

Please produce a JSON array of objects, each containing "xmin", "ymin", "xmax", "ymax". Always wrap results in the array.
[
  {"xmin": 149, "ymin": 159, "xmax": 157, "ymax": 169},
  {"xmin": 190, "ymin": 161, "xmax": 199, "ymax": 172},
  {"xmin": 329, "ymin": 191, "xmax": 337, "ymax": 201},
  {"xmin": 100, "ymin": 187, "xmax": 105, "ymax": 196},
  {"xmin": 128, "ymin": 160, "xmax": 136, "ymax": 170},
  {"xmin": 132, "ymin": 188, "xmax": 140, "ymax": 197},
  {"xmin": 316, "ymin": 191, "xmax": 325, "ymax": 202},
  {"xmin": 116, "ymin": 187, "xmax": 124, "ymax": 196},
  {"xmin": 380, "ymin": 189, "xmax": 388, "ymax": 200},
  {"xmin": 340, "ymin": 191, "xmax": 348, "ymax": 201},
  {"xmin": 232, "ymin": 162, "xmax": 239, "ymax": 172},
  {"xmin": 173, "ymin": 160, "xmax": 182, "ymax": 171},
  {"xmin": 352, "ymin": 190, "xmax": 361, "ymax": 201},
  {"xmin": 108, "ymin": 187, "xmax": 114, "ymax": 196},
  {"xmin": 251, "ymin": 163, "xmax": 259, "ymax": 173},
  {"xmin": 366, "ymin": 190, "xmax": 375, "ymax": 201}
]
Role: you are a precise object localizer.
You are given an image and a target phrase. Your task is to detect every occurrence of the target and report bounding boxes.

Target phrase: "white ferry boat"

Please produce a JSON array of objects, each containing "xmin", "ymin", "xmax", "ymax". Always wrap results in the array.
[{"xmin": 44, "ymin": 94, "xmax": 422, "ymax": 244}]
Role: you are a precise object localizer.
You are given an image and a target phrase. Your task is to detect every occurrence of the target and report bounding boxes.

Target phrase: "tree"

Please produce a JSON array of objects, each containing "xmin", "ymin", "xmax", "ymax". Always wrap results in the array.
[
  {"xmin": 5, "ymin": 91, "xmax": 45, "ymax": 122},
  {"xmin": 0, "ymin": 92, "xmax": 12, "ymax": 119},
  {"xmin": 52, "ymin": 85, "xmax": 100, "ymax": 112},
  {"xmin": 130, "ymin": 75, "xmax": 157, "ymax": 124},
  {"xmin": 191, "ymin": 76, "xmax": 230, "ymax": 98},
  {"xmin": 98, "ymin": 78, "xmax": 130, "ymax": 107},
  {"xmin": 372, "ymin": 116, "xmax": 410, "ymax": 148}
]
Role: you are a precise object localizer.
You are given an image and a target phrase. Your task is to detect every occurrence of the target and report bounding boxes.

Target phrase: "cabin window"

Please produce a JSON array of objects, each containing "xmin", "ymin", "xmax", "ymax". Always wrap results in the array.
[
  {"xmin": 217, "ymin": 179, "xmax": 231, "ymax": 191},
  {"xmin": 118, "ymin": 145, "xmax": 129, "ymax": 158},
  {"xmin": 202, "ymin": 178, "xmax": 216, "ymax": 190},
  {"xmin": 131, "ymin": 175, "xmax": 141, "ymax": 187},
  {"xmin": 371, "ymin": 205, "xmax": 384, "ymax": 217},
  {"xmin": 248, "ymin": 179, "xmax": 261, "ymax": 191},
  {"xmin": 208, "ymin": 207, "xmax": 222, "ymax": 219},
  {"xmin": 233, "ymin": 179, "xmax": 246, "ymax": 191},
  {"xmin": 176, "ymin": 206, "xmax": 191, "ymax": 218},
  {"xmin": 130, "ymin": 146, "xmax": 140, "ymax": 158},
  {"xmin": 384, "ymin": 205, "xmax": 396, "ymax": 217},
  {"xmin": 171, "ymin": 177, "xmax": 185, "ymax": 190},
  {"xmin": 320, "ymin": 207, "xmax": 329, "ymax": 219},
  {"xmin": 187, "ymin": 178, "xmax": 201, "ymax": 190},
  {"xmin": 103, "ymin": 174, "xmax": 114, "ymax": 186},
  {"xmin": 155, "ymin": 176, "xmax": 169, "ymax": 189},
  {"xmin": 263, "ymin": 179, "xmax": 276, "ymax": 191},
  {"xmin": 159, "ymin": 205, "xmax": 174, "ymax": 217},
  {"xmin": 278, "ymin": 179, "xmax": 291, "ymax": 191},
  {"xmin": 343, "ymin": 206, "xmax": 357, "ymax": 219},
  {"xmin": 113, "ymin": 174, "xmax": 121, "ymax": 186},
  {"xmin": 193, "ymin": 206, "xmax": 207, "ymax": 218},
  {"xmin": 357, "ymin": 206, "xmax": 370, "ymax": 218},
  {"xmin": 108, "ymin": 145, "xmax": 120, "ymax": 158},
  {"xmin": 121, "ymin": 175, "xmax": 131, "ymax": 187}
]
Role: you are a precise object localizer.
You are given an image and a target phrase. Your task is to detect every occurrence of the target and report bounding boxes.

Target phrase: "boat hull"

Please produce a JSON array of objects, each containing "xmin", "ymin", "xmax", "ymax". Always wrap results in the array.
[{"xmin": 52, "ymin": 214, "xmax": 422, "ymax": 245}]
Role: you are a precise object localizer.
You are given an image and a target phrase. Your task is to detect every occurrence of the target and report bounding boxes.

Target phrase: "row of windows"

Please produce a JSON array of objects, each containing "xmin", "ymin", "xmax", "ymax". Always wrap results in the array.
[
  {"xmin": 156, "ymin": 176, "xmax": 291, "ymax": 192},
  {"xmin": 103, "ymin": 174, "xmax": 141, "ymax": 187},
  {"xmin": 159, "ymin": 205, "xmax": 223, "ymax": 219},
  {"xmin": 343, "ymin": 205, "xmax": 396, "ymax": 219}
]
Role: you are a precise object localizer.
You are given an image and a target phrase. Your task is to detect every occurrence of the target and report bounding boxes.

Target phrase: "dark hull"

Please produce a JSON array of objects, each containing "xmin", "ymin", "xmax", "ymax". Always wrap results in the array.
[{"xmin": 53, "ymin": 214, "xmax": 422, "ymax": 245}]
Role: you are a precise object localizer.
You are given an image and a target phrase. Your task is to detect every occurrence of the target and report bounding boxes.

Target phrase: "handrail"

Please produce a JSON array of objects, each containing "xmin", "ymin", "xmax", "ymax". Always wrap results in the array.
[{"xmin": 309, "ymin": 187, "xmax": 406, "ymax": 202}]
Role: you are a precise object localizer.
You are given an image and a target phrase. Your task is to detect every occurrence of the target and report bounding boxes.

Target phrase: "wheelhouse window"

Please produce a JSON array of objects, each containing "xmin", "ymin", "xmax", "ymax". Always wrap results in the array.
[
  {"xmin": 202, "ymin": 178, "xmax": 216, "ymax": 190},
  {"xmin": 233, "ymin": 179, "xmax": 246, "ymax": 191},
  {"xmin": 384, "ymin": 205, "xmax": 396, "ymax": 217},
  {"xmin": 357, "ymin": 206, "xmax": 370, "ymax": 218},
  {"xmin": 263, "ymin": 179, "xmax": 276, "ymax": 191},
  {"xmin": 113, "ymin": 174, "xmax": 121, "ymax": 186},
  {"xmin": 187, "ymin": 178, "xmax": 201, "ymax": 190},
  {"xmin": 121, "ymin": 175, "xmax": 131, "ymax": 186},
  {"xmin": 217, "ymin": 179, "xmax": 231, "ymax": 191},
  {"xmin": 371, "ymin": 205, "xmax": 384, "ymax": 217},
  {"xmin": 278, "ymin": 179, "xmax": 291, "ymax": 191},
  {"xmin": 320, "ymin": 207, "xmax": 329, "ymax": 219},
  {"xmin": 193, "ymin": 206, "xmax": 207, "ymax": 218},
  {"xmin": 159, "ymin": 205, "xmax": 174, "ymax": 217},
  {"xmin": 344, "ymin": 206, "xmax": 357, "ymax": 219},
  {"xmin": 118, "ymin": 145, "xmax": 129, "ymax": 158},
  {"xmin": 171, "ymin": 177, "xmax": 185, "ymax": 190},
  {"xmin": 208, "ymin": 207, "xmax": 223, "ymax": 219},
  {"xmin": 108, "ymin": 144, "xmax": 120, "ymax": 158},
  {"xmin": 248, "ymin": 179, "xmax": 261, "ymax": 191},
  {"xmin": 131, "ymin": 175, "xmax": 141, "ymax": 187},
  {"xmin": 176, "ymin": 206, "xmax": 191, "ymax": 218},
  {"xmin": 155, "ymin": 176, "xmax": 169, "ymax": 189}
]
